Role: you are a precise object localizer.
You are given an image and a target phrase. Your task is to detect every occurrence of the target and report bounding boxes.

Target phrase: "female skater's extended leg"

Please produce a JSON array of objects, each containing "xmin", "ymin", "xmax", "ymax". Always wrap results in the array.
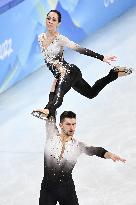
[
  {"xmin": 33, "ymin": 65, "xmax": 132, "ymax": 119},
  {"xmin": 72, "ymin": 67, "xmax": 131, "ymax": 99}
]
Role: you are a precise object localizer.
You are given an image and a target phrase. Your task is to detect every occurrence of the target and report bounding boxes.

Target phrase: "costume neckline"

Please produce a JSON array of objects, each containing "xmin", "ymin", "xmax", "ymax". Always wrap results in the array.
[{"xmin": 44, "ymin": 33, "xmax": 60, "ymax": 50}]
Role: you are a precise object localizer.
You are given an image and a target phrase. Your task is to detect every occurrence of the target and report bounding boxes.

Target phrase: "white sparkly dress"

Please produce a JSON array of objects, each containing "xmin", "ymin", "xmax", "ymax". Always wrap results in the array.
[{"xmin": 38, "ymin": 33, "xmax": 118, "ymax": 118}]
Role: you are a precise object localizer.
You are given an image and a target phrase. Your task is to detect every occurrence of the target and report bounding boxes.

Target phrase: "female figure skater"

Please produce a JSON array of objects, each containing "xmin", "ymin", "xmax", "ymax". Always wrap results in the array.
[{"xmin": 32, "ymin": 10, "xmax": 132, "ymax": 119}]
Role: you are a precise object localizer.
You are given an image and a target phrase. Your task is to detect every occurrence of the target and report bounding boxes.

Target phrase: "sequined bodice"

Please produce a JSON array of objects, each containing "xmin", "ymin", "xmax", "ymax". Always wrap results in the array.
[
  {"xmin": 38, "ymin": 33, "xmax": 104, "ymax": 78},
  {"xmin": 38, "ymin": 33, "xmax": 64, "ymax": 65}
]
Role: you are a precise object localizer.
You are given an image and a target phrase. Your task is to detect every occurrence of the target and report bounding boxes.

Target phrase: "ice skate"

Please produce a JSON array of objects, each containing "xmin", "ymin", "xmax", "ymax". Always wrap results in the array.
[
  {"xmin": 113, "ymin": 66, "xmax": 133, "ymax": 77},
  {"xmin": 31, "ymin": 108, "xmax": 49, "ymax": 120}
]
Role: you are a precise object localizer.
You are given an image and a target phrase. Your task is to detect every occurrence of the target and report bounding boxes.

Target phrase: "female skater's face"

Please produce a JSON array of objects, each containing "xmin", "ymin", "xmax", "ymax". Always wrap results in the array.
[{"xmin": 46, "ymin": 12, "xmax": 59, "ymax": 31}]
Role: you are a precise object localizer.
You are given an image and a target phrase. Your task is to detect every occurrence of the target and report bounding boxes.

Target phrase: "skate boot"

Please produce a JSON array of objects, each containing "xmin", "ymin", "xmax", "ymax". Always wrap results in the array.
[
  {"xmin": 31, "ymin": 109, "xmax": 49, "ymax": 120},
  {"xmin": 113, "ymin": 66, "xmax": 133, "ymax": 77}
]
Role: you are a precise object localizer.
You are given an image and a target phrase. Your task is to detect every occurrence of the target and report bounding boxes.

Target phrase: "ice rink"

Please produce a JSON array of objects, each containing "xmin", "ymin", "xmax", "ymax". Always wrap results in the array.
[{"xmin": 0, "ymin": 6, "xmax": 136, "ymax": 205}]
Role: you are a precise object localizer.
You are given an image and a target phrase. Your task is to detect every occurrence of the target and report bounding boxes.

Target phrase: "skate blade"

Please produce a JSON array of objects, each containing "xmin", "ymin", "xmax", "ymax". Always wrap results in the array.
[
  {"xmin": 113, "ymin": 66, "xmax": 134, "ymax": 76},
  {"xmin": 31, "ymin": 110, "xmax": 47, "ymax": 121}
]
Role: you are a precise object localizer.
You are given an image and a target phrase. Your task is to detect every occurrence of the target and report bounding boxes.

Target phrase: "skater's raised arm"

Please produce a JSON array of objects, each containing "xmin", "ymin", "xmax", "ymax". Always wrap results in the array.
[
  {"xmin": 46, "ymin": 118, "xmax": 59, "ymax": 140},
  {"xmin": 59, "ymin": 35, "xmax": 117, "ymax": 64}
]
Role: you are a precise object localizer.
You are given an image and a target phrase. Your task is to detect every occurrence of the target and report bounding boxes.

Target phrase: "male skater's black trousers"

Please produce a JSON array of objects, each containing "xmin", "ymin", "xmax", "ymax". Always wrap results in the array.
[
  {"xmin": 45, "ymin": 63, "xmax": 118, "ymax": 117},
  {"xmin": 39, "ymin": 177, "xmax": 79, "ymax": 205}
]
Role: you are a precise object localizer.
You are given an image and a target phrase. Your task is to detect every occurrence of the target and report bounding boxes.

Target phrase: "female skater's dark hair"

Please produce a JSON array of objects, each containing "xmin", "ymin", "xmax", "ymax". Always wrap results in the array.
[
  {"xmin": 60, "ymin": 111, "xmax": 76, "ymax": 123},
  {"xmin": 47, "ymin": 10, "xmax": 61, "ymax": 23}
]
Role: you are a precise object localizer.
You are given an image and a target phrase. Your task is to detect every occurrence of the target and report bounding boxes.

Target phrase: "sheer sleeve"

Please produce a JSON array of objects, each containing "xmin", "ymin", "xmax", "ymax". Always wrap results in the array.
[
  {"xmin": 46, "ymin": 118, "xmax": 59, "ymax": 140},
  {"xmin": 59, "ymin": 35, "xmax": 104, "ymax": 61},
  {"xmin": 79, "ymin": 142, "xmax": 108, "ymax": 159}
]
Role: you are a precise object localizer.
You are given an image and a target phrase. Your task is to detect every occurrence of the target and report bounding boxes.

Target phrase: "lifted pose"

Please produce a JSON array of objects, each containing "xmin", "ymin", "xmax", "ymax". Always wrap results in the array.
[
  {"xmin": 39, "ymin": 111, "xmax": 126, "ymax": 205},
  {"xmin": 32, "ymin": 10, "xmax": 132, "ymax": 119}
]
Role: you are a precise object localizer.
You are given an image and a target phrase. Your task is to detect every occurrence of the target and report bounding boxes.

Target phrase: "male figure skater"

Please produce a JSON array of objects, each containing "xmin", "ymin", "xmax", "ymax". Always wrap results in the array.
[{"xmin": 39, "ymin": 111, "xmax": 126, "ymax": 205}]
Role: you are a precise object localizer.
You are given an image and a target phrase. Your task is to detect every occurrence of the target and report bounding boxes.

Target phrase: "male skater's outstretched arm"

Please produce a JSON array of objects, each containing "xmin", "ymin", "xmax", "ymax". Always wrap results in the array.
[{"xmin": 39, "ymin": 111, "xmax": 126, "ymax": 205}]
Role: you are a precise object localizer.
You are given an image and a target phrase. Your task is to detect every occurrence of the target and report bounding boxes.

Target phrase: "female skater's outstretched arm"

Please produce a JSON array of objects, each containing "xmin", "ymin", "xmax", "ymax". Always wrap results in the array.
[{"xmin": 59, "ymin": 35, "xmax": 117, "ymax": 65}]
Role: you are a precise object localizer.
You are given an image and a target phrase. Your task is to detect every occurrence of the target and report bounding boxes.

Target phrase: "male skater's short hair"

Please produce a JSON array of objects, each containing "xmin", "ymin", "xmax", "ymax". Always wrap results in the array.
[{"xmin": 60, "ymin": 111, "xmax": 76, "ymax": 123}]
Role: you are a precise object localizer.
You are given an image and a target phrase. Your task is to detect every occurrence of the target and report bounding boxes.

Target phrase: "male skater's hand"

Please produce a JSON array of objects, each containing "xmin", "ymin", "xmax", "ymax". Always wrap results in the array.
[
  {"xmin": 103, "ymin": 55, "xmax": 117, "ymax": 65},
  {"xmin": 104, "ymin": 152, "xmax": 126, "ymax": 163}
]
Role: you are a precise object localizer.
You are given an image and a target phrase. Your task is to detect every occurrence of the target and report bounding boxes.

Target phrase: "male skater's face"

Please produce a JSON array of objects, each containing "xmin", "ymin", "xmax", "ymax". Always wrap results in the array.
[{"xmin": 60, "ymin": 118, "xmax": 76, "ymax": 137}]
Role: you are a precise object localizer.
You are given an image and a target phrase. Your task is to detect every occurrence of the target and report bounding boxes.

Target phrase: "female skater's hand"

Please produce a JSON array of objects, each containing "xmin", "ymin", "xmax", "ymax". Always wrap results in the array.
[{"xmin": 103, "ymin": 55, "xmax": 117, "ymax": 65}]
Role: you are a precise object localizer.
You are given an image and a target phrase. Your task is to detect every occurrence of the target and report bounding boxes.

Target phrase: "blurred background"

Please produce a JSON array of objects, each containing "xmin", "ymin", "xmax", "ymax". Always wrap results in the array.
[{"xmin": 0, "ymin": 0, "xmax": 136, "ymax": 204}]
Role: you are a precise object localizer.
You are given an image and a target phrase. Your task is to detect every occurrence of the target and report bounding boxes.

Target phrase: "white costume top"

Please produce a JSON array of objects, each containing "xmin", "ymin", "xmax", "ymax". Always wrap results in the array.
[
  {"xmin": 43, "ymin": 119, "xmax": 107, "ymax": 186},
  {"xmin": 38, "ymin": 33, "xmax": 104, "ymax": 78}
]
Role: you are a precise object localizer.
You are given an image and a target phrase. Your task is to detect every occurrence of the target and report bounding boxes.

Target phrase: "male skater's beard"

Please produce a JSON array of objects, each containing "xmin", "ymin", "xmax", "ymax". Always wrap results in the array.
[{"xmin": 62, "ymin": 128, "xmax": 74, "ymax": 137}]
